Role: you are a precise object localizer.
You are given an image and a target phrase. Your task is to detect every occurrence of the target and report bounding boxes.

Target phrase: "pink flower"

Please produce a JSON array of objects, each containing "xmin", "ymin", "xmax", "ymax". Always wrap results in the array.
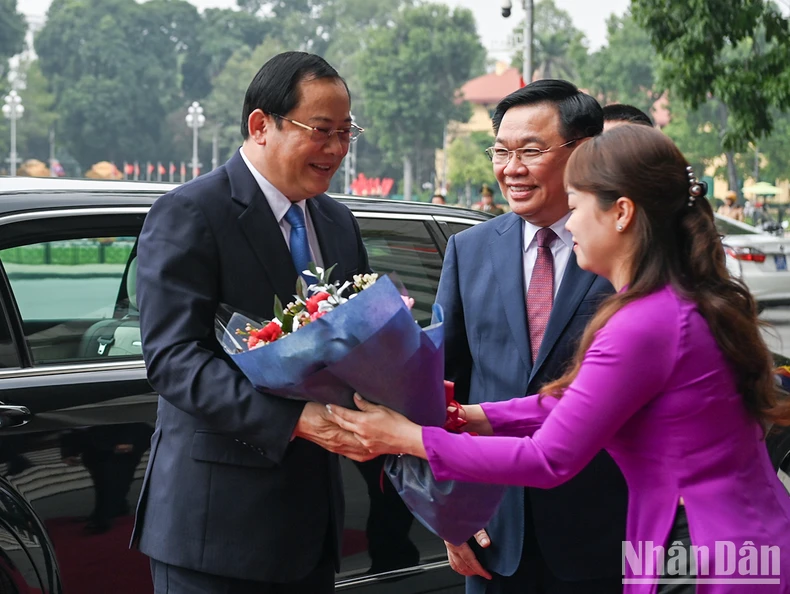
[{"xmin": 310, "ymin": 311, "xmax": 327, "ymax": 321}]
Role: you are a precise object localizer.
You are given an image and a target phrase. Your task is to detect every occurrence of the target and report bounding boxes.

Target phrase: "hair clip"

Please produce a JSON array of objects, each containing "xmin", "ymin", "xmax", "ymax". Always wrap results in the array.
[{"xmin": 686, "ymin": 165, "xmax": 707, "ymax": 206}]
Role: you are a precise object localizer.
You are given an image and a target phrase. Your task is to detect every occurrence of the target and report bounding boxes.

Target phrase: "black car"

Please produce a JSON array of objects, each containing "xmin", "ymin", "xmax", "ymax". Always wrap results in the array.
[
  {"xmin": 0, "ymin": 176, "xmax": 491, "ymax": 594},
  {"xmin": 1, "ymin": 178, "xmax": 789, "ymax": 594}
]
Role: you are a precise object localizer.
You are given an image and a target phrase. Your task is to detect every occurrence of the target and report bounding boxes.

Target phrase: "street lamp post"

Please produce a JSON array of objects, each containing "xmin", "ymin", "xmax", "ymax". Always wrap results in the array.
[
  {"xmin": 502, "ymin": 0, "xmax": 534, "ymax": 85},
  {"xmin": 522, "ymin": 0, "xmax": 533, "ymax": 85},
  {"xmin": 343, "ymin": 113, "xmax": 357, "ymax": 193},
  {"xmin": 185, "ymin": 101, "xmax": 205, "ymax": 179},
  {"xmin": 3, "ymin": 91, "xmax": 24, "ymax": 176}
]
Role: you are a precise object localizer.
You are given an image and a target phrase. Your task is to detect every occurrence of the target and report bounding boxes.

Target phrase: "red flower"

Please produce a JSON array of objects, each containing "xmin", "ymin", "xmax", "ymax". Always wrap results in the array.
[
  {"xmin": 310, "ymin": 310, "xmax": 327, "ymax": 322},
  {"xmin": 247, "ymin": 334, "xmax": 260, "ymax": 348},
  {"xmin": 255, "ymin": 321, "xmax": 283, "ymax": 343},
  {"xmin": 305, "ymin": 292, "xmax": 331, "ymax": 314}
]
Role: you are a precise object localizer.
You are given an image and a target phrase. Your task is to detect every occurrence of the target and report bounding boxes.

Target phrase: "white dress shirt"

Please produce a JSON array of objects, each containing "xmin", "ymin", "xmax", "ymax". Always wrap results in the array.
[
  {"xmin": 239, "ymin": 147, "xmax": 324, "ymax": 268},
  {"xmin": 522, "ymin": 211, "xmax": 573, "ymax": 298}
]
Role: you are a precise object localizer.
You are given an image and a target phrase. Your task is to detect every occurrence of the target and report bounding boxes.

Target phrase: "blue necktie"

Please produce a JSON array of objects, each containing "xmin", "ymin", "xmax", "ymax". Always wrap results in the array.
[{"xmin": 284, "ymin": 204, "xmax": 312, "ymax": 282}]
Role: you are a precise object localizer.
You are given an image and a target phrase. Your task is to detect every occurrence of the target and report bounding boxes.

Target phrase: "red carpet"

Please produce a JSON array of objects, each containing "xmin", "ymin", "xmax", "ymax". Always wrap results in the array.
[{"xmin": 46, "ymin": 516, "xmax": 368, "ymax": 593}]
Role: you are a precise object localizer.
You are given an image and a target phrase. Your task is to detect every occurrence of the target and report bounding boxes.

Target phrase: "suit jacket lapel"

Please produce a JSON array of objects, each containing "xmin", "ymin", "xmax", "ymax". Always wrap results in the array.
[
  {"xmin": 530, "ymin": 252, "xmax": 596, "ymax": 379},
  {"xmin": 226, "ymin": 150, "xmax": 296, "ymax": 304},
  {"xmin": 491, "ymin": 214, "xmax": 532, "ymax": 374},
  {"xmin": 307, "ymin": 197, "xmax": 343, "ymax": 284}
]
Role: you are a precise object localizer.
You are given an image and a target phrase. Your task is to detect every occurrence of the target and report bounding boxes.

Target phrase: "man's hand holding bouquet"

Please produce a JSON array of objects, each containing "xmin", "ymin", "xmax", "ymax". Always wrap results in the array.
[{"xmin": 215, "ymin": 264, "xmax": 505, "ymax": 546}]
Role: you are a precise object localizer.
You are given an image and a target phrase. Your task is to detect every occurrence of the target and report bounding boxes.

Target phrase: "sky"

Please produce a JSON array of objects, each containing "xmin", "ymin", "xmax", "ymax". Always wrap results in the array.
[{"xmin": 22, "ymin": 0, "xmax": 632, "ymax": 58}]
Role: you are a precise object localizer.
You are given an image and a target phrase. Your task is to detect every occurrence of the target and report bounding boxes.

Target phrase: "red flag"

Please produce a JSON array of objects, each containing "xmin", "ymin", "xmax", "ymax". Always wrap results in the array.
[
  {"xmin": 147, "ymin": 162, "xmax": 154, "ymax": 175},
  {"xmin": 169, "ymin": 162, "xmax": 176, "ymax": 174},
  {"xmin": 124, "ymin": 162, "xmax": 134, "ymax": 176},
  {"xmin": 158, "ymin": 163, "xmax": 166, "ymax": 175}
]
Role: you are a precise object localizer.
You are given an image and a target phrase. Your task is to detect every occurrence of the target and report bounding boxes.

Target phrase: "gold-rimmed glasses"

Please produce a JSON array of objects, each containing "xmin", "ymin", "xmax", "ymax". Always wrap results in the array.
[
  {"xmin": 271, "ymin": 113, "xmax": 365, "ymax": 144},
  {"xmin": 485, "ymin": 139, "xmax": 581, "ymax": 165}
]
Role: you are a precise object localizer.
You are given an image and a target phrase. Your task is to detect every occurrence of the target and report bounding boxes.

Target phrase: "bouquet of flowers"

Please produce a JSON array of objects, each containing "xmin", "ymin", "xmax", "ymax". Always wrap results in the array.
[
  {"xmin": 215, "ymin": 264, "xmax": 505, "ymax": 546},
  {"xmin": 215, "ymin": 264, "xmax": 446, "ymax": 424}
]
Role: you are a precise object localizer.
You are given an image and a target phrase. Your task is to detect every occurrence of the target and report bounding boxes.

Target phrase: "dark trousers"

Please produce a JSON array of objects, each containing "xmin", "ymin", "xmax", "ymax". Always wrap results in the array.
[
  {"xmin": 656, "ymin": 507, "xmax": 695, "ymax": 594},
  {"xmin": 470, "ymin": 491, "xmax": 622, "ymax": 594},
  {"xmin": 354, "ymin": 456, "xmax": 419, "ymax": 573},
  {"xmin": 150, "ymin": 555, "xmax": 334, "ymax": 594}
]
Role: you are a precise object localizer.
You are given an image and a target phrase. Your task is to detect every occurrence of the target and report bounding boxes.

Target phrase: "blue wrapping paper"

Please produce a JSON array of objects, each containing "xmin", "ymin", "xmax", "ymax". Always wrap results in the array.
[{"xmin": 216, "ymin": 274, "xmax": 506, "ymax": 545}]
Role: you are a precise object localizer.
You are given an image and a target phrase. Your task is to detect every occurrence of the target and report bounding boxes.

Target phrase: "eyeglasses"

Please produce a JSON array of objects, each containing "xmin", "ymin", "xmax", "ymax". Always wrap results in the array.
[
  {"xmin": 271, "ymin": 114, "xmax": 365, "ymax": 144},
  {"xmin": 485, "ymin": 139, "xmax": 582, "ymax": 165}
]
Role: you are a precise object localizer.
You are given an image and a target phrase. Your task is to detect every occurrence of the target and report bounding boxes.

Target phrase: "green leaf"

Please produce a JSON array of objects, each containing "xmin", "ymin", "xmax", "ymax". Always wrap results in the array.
[
  {"xmin": 323, "ymin": 263, "xmax": 337, "ymax": 284},
  {"xmin": 296, "ymin": 276, "xmax": 308, "ymax": 301},
  {"xmin": 273, "ymin": 295, "xmax": 284, "ymax": 324}
]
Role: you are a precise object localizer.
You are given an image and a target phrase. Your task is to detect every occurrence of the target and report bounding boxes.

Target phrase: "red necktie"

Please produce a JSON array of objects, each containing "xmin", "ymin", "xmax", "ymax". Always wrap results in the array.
[{"xmin": 527, "ymin": 227, "xmax": 556, "ymax": 364}]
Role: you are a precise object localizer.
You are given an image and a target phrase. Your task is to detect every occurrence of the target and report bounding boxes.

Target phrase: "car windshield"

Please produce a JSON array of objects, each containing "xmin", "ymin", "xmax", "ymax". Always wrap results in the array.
[{"xmin": 715, "ymin": 215, "xmax": 761, "ymax": 236}]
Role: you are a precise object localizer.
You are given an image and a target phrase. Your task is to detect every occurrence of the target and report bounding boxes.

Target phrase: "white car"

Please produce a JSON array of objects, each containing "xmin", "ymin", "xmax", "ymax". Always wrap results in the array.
[{"xmin": 718, "ymin": 214, "xmax": 790, "ymax": 306}]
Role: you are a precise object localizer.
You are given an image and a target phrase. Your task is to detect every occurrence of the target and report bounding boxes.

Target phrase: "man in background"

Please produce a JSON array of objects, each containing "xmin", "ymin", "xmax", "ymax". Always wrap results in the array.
[
  {"xmin": 472, "ymin": 184, "xmax": 504, "ymax": 215},
  {"xmin": 602, "ymin": 103, "xmax": 653, "ymax": 131},
  {"xmin": 437, "ymin": 79, "xmax": 627, "ymax": 594}
]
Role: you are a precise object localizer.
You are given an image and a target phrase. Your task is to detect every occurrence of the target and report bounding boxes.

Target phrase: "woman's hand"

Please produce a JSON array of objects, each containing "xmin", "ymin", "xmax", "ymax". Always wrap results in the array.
[{"xmin": 326, "ymin": 394, "xmax": 427, "ymax": 460}]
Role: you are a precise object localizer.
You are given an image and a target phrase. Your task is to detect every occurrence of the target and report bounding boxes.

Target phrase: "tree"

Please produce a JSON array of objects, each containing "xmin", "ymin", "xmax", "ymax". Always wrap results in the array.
[
  {"xmin": 181, "ymin": 8, "xmax": 270, "ymax": 100},
  {"xmin": 447, "ymin": 131, "xmax": 495, "ymax": 205},
  {"xmin": 34, "ymin": 0, "xmax": 200, "ymax": 167},
  {"xmin": 0, "ymin": 0, "xmax": 26, "ymax": 79},
  {"xmin": 34, "ymin": 0, "xmax": 270, "ymax": 170},
  {"xmin": 511, "ymin": 0, "xmax": 587, "ymax": 81},
  {"xmin": 632, "ymin": 0, "xmax": 790, "ymax": 195},
  {"xmin": 357, "ymin": 3, "xmax": 484, "ymax": 200},
  {"xmin": 580, "ymin": 12, "xmax": 660, "ymax": 114},
  {"xmin": 15, "ymin": 60, "xmax": 58, "ymax": 162},
  {"xmin": 203, "ymin": 39, "xmax": 286, "ymax": 162},
  {"xmin": 662, "ymin": 100, "xmax": 724, "ymax": 179}
]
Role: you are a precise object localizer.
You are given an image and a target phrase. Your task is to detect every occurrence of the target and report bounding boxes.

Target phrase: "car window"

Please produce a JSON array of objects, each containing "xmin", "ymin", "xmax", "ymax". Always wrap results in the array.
[
  {"xmin": 0, "ymin": 236, "xmax": 139, "ymax": 365},
  {"xmin": 0, "ymin": 280, "xmax": 20, "ymax": 369},
  {"xmin": 339, "ymin": 215, "xmax": 449, "ymax": 578},
  {"xmin": 445, "ymin": 222, "xmax": 476, "ymax": 238},
  {"xmin": 356, "ymin": 217, "xmax": 443, "ymax": 327}
]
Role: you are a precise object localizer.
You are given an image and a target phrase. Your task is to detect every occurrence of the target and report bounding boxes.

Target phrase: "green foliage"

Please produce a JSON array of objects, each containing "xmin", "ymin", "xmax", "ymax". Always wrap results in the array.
[
  {"xmin": 447, "ymin": 131, "xmax": 494, "ymax": 196},
  {"xmin": 632, "ymin": 0, "xmax": 790, "ymax": 151},
  {"xmin": 203, "ymin": 39, "xmax": 287, "ymax": 160},
  {"xmin": 581, "ymin": 11, "xmax": 660, "ymax": 114},
  {"xmin": 0, "ymin": 59, "xmax": 58, "ymax": 165},
  {"xmin": 662, "ymin": 100, "xmax": 724, "ymax": 178},
  {"xmin": 356, "ymin": 3, "xmax": 484, "ymax": 166},
  {"xmin": 0, "ymin": 0, "xmax": 26, "ymax": 77},
  {"xmin": 181, "ymin": 8, "xmax": 270, "ymax": 100},
  {"xmin": 34, "ymin": 0, "xmax": 270, "ymax": 170}
]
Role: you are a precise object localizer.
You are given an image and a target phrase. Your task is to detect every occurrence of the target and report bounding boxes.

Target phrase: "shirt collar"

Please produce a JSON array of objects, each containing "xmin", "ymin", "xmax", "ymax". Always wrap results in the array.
[
  {"xmin": 523, "ymin": 211, "xmax": 573, "ymax": 252},
  {"xmin": 239, "ymin": 146, "xmax": 306, "ymax": 222}
]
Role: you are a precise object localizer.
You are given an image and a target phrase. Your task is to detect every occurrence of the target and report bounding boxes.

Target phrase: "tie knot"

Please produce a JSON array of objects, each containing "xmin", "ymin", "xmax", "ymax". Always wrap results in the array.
[
  {"xmin": 285, "ymin": 204, "xmax": 306, "ymax": 229},
  {"xmin": 536, "ymin": 227, "xmax": 556, "ymax": 248}
]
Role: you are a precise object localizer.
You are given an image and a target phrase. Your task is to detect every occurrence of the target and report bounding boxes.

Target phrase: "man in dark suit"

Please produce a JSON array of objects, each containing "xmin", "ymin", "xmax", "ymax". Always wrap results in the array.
[
  {"xmin": 132, "ymin": 52, "xmax": 372, "ymax": 594},
  {"xmin": 436, "ymin": 80, "xmax": 628, "ymax": 594}
]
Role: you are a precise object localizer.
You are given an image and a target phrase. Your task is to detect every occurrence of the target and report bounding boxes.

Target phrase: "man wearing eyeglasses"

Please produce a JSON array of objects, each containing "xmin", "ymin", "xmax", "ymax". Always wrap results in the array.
[
  {"xmin": 436, "ymin": 80, "xmax": 628, "ymax": 593},
  {"xmin": 133, "ymin": 51, "xmax": 371, "ymax": 594}
]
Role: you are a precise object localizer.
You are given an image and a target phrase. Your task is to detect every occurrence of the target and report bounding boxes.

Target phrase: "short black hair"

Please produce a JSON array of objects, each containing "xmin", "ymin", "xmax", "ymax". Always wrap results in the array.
[
  {"xmin": 491, "ymin": 79, "xmax": 603, "ymax": 140},
  {"xmin": 240, "ymin": 51, "xmax": 349, "ymax": 139},
  {"xmin": 602, "ymin": 103, "xmax": 653, "ymax": 127}
]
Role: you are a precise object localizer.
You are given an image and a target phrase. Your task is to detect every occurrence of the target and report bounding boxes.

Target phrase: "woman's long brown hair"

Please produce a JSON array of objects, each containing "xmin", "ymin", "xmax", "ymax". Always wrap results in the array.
[{"xmin": 541, "ymin": 125, "xmax": 790, "ymax": 428}]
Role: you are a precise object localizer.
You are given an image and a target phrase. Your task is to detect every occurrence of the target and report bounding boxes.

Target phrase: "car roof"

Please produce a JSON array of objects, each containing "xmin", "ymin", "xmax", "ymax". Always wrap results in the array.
[{"xmin": 0, "ymin": 176, "xmax": 492, "ymax": 220}]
